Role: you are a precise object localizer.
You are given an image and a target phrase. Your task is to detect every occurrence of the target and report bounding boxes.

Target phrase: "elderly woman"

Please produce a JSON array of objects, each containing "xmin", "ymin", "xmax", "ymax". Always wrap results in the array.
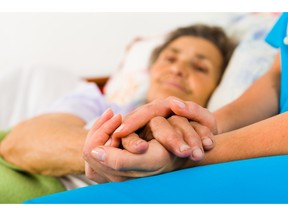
[{"xmin": 0, "ymin": 24, "xmax": 234, "ymax": 202}]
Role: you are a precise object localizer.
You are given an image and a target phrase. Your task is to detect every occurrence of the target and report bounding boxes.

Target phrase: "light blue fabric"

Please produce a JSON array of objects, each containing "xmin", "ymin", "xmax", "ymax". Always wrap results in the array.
[
  {"xmin": 265, "ymin": 12, "xmax": 288, "ymax": 113},
  {"xmin": 24, "ymin": 155, "xmax": 288, "ymax": 204}
]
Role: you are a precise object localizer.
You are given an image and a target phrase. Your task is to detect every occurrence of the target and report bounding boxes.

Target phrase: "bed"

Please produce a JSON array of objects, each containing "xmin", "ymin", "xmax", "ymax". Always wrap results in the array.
[{"xmin": 1, "ymin": 12, "xmax": 286, "ymax": 204}]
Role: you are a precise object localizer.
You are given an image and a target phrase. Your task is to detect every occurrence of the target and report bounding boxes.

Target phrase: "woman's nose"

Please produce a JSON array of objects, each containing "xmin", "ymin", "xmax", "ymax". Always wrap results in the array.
[{"xmin": 170, "ymin": 62, "xmax": 186, "ymax": 77}]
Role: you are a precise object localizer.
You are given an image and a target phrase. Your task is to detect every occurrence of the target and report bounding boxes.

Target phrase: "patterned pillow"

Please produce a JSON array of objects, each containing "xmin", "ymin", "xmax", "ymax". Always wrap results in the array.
[
  {"xmin": 207, "ymin": 13, "xmax": 278, "ymax": 111},
  {"xmin": 103, "ymin": 35, "xmax": 163, "ymax": 110}
]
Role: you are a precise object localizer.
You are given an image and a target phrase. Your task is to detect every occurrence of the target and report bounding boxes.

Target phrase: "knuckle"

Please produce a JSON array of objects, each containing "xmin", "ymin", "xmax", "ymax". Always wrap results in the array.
[
  {"xmin": 152, "ymin": 98, "xmax": 164, "ymax": 105},
  {"xmin": 195, "ymin": 124, "xmax": 208, "ymax": 134},
  {"xmin": 112, "ymin": 155, "xmax": 124, "ymax": 171},
  {"xmin": 167, "ymin": 96, "xmax": 177, "ymax": 101},
  {"xmin": 169, "ymin": 115, "xmax": 186, "ymax": 123},
  {"xmin": 144, "ymin": 103, "xmax": 157, "ymax": 115},
  {"xmin": 187, "ymin": 136, "xmax": 202, "ymax": 147},
  {"xmin": 122, "ymin": 136, "xmax": 134, "ymax": 146},
  {"xmin": 167, "ymin": 133, "xmax": 183, "ymax": 146},
  {"xmin": 193, "ymin": 123, "xmax": 213, "ymax": 137},
  {"xmin": 150, "ymin": 116, "xmax": 164, "ymax": 127},
  {"xmin": 201, "ymin": 126, "xmax": 212, "ymax": 136},
  {"xmin": 169, "ymin": 115, "xmax": 178, "ymax": 122},
  {"xmin": 123, "ymin": 134, "xmax": 140, "ymax": 147},
  {"xmin": 190, "ymin": 102, "xmax": 200, "ymax": 113},
  {"xmin": 82, "ymin": 149, "xmax": 90, "ymax": 161}
]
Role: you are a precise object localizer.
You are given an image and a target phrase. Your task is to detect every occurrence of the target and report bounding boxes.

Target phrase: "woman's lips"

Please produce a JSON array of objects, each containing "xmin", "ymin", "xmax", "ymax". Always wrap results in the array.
[{"xmin": 162, "ymin": 80, "xmax": 190, "ymax": 93}]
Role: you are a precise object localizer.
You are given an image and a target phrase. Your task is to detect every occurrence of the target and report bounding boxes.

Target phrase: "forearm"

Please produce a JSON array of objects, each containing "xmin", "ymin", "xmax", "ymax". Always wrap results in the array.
[
  {"xmin": 185, "ymin": 112, "xmax": 288, "ymax": 168},
  {"xmin": 214, "ymin": 62, "xmax": 280, "ymax": 134},
  {"xmin": 0, "ymin": 113, "xmax": 88, "ymax": 176}
]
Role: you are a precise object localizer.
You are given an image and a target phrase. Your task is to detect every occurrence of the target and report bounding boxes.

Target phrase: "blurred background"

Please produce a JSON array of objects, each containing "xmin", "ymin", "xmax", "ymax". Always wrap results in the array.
[{"xmin": 0, "ymin": 13, "xmax": 236, "ymax": 77}]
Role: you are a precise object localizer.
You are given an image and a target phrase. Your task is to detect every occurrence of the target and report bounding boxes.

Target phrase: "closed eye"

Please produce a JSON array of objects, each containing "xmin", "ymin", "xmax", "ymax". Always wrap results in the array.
[
  {"xmin": 165, "ymin": 56, "xmax": 176, "ymax": 63},
  {"xmin": 191, "ymin": 63, "xmax": 208, "ymax": 73}
]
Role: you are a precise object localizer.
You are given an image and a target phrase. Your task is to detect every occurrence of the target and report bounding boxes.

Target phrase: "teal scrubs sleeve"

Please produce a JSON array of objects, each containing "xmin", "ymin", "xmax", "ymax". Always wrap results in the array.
[{"xmin": 265, "ymin": 13, "xmax": 288, "ymax": 113}]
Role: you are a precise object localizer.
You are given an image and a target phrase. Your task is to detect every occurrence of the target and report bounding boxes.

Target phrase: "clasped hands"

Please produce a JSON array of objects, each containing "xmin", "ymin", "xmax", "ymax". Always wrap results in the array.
[{"xmin": 82, "ymin": 96, "xmax": 217, "ymax": 183}]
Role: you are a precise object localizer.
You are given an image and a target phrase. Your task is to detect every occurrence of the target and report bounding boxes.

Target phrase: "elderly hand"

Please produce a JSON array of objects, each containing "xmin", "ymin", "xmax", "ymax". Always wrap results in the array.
[
  {"xmin": 83, "ymin": 96, "xmax": 217, "ymax": 183},
  {"xmin": 132, "ymin": 115, "xmax": 215, "ymax": 161},
  {"xmin": 83, "ymin": 109, "xmax": 187, "ymax": 183},
  {"xmin": 112, "ymin": 96, "xmax": 217, "ymax": 159}
]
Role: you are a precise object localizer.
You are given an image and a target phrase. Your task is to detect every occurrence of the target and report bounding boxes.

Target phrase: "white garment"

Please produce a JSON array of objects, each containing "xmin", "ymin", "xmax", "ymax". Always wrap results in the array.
[{"xmin": 0, "ymin": 65, "xmax": 84, "ymax": 130}]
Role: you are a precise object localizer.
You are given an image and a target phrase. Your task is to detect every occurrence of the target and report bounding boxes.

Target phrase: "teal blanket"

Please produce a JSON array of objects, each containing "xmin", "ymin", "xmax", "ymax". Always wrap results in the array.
[{"xmin": 0, "ymin": 130, "xmax": 65, "ymax": 203}]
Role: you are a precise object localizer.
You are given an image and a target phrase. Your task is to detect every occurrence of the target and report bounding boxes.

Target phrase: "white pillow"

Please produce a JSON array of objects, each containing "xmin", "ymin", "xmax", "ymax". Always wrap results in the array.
[{"xmin": 207, "ymin": 13, "xmax": 278, "ymax": 111}]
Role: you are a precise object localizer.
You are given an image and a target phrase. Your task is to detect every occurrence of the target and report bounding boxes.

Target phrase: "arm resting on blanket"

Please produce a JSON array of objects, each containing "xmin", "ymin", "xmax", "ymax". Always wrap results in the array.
[{"xmin": 0, "ymin": 113, "xmax": 87, "ymax": 176}]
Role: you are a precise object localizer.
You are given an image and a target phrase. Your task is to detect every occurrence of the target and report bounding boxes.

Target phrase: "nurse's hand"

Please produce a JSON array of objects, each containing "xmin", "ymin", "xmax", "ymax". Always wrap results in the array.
[{"xmin": 112, "ymin": 96, "xmax": 217, "ymax": 159}]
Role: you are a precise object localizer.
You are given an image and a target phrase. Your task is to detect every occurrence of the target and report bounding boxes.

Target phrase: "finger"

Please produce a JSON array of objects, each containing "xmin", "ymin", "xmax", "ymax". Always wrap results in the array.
[
  {"xmin": 148, "ymin": 116, "xmax": 193, "ymax": 158},
  {"xmin": 85, "ymin": 162, "xmax": 107, "ymax": 183},
  {"xmin": 112, "ymin": 96, "xmax": 217, "ymax": 140},
  {"xmin": 121, "ymin": 133, "xmax": 149, "ymax": 154},
  {"xmin": 112, "ymin": 98, "xmax": 172, "ymax": 138},
  {"xmin": 168, "ymin": 116, "xmax": 204, "ymax": 161},
  {"xmin": 86, "ymin": 108, "xmax": 114, "ymax": 143},
  {"xmin": 168, "ymin": 98, "xmax": 217, "ymax": 134},
  {"xmin": 90, "ymin": 140, "xmax": 171, "ymax": 177},
  {"xmin": 83, "ymin": 113, "xmax": 122, "ymax": 160},
  {"xmin": 190, "ymin": 122, "xmax": 215, "ymax": 151},
  {"xmin": 85, "ymin": 160, "xmax": 128, "ymax": 183},
  {"xmin": 88, "ymin": 113, "xmax": 122, "ymax": 147}
]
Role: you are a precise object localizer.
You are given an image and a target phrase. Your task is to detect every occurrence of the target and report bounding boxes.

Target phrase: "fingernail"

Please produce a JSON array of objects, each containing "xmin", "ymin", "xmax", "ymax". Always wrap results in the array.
[
  {"xmin": 135, "ymin": 140, "xmax": 145, "ymax": 146},
  {"xmin": 202, "ymin": 138, "xmax": 213, "ymax": 148},
  {"xmin": 172, "ymin": 99, "xmax": 185, "ymax": 109},
  {"xmin": 91, "ymin": 148, "xmax": 106, "ymax": 161},
  {"xmin": 179, "ymin": 143, "xmax": 190, "ymax": 152},
  {"xmin": 192, "ymin": 148, "xmax": 203, "ymax": 160},
  {"xmin": 114, "ymin": 124, "xmax": 124, "ymax": 133},
  {"xmin": 104, "ymin": 138, "xmax": 112, "ymax": 146}
]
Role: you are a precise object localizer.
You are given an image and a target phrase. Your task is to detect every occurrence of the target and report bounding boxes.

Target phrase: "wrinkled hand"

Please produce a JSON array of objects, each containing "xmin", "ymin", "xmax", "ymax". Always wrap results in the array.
[
  {"xmin": 83, "ymin": 109, "xmax": 187, "ymax": 183},
  {"xmin": 133, "ymin": 115, "xmax": 215, "ymax": 161},
  {"xmin": 112, "ymin": 96, "xmax": 217, "ymax": 159},
  {"xmin": 83, "ymin": 96, "xmax": 217, "ymax": 183}
]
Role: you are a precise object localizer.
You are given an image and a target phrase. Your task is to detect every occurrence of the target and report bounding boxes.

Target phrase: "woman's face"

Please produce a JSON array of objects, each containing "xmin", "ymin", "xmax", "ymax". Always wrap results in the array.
[{"xmin": 146, "ymin": 36, "xmax": 224, "ymax": 107}]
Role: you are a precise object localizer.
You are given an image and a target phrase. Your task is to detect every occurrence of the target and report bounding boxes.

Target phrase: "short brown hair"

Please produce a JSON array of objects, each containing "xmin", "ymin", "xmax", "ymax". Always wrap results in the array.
[{"xmin": 149, "ymin": 24, "xmax": 235, "ymax": 75}]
